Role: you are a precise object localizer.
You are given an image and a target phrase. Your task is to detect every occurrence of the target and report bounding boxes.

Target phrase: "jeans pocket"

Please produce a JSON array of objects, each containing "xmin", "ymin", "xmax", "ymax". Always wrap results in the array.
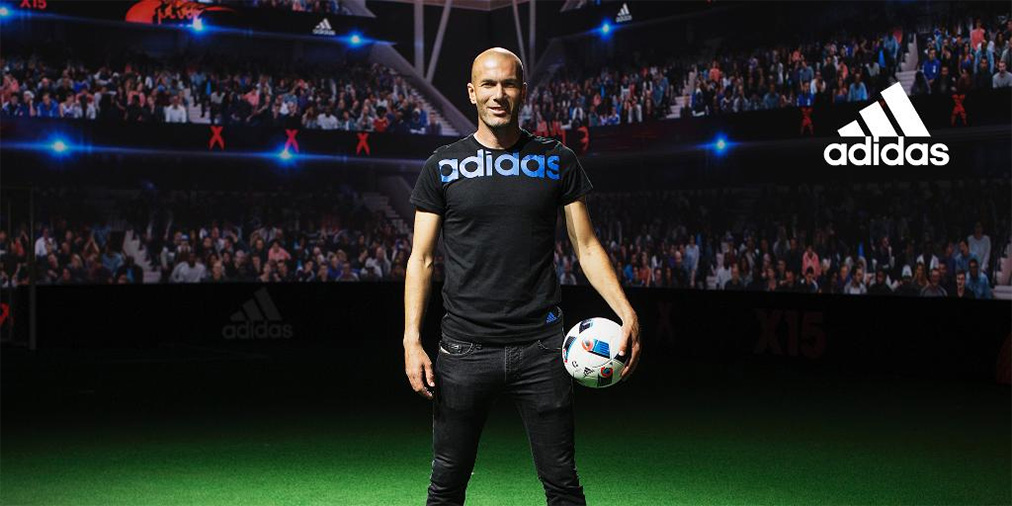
[
  {"xmin": 536, "ymin": 335, "xmax": 564, "ymax": 354},
  {"xmin": 439, "ymin": 335, "xmax": 477, "ymax": 357}
]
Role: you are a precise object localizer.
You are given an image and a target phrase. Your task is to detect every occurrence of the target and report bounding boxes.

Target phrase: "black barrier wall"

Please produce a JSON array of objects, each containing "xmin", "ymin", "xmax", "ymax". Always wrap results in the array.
[{"xmin": 24, "ymin": 284, "xmax": 1011, "ymax": 384}]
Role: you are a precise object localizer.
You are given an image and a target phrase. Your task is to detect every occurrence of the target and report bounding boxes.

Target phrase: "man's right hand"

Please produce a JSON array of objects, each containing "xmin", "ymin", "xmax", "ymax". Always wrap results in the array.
[{"xmin": 404, "ymin": 339, "xmax": 435, "ymax": 400}]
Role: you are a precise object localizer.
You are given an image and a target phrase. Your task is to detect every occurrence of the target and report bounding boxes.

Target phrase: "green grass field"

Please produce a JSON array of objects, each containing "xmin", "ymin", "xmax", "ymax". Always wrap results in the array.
[{"xmin": 2, "ymin": 347, "xmax": 1009, "ymax": 505}]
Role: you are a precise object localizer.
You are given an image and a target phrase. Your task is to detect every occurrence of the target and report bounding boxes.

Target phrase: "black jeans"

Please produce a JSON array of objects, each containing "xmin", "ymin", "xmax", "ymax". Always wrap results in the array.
[{"xmin": 427, "ymin": 332, "xmax": 586, "ymax": 506}]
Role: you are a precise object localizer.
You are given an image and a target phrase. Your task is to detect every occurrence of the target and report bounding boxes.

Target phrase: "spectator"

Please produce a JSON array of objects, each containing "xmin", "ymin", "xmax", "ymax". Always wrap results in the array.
[
  {"xmin": 799, "ymin": 267, "xmax": 819, "ymax": 293},
  {"xmin": 113, "ymin": 255, "xmax": 144, "ymax": 284},
  {"xmin": 951, "ymin": 269, "xmax": 976, "ymax": 299},
  {"xmin": 965, "ymin": 259, "xmax": 993, "ymax": 299},
  {"xmin": 967, "ymin": 221, "xmax": 992, "ymax": 271},
  {"xmin": 993, "ymin": 60, "xmax": 1012, "ymax": 88},
  {"xmin": 844, "ymin": 266, "xmax": 867, "ymax": 294},
  {"xmin": 164, "ymin": 95, "xmax": 187, "ymax": 123},
  {"xmin": 920, "ymin": 268, "xmax": 948, "ymax": 297},
  {"xmin": 868, "ymin": 268, "xmax": 893, "ymax": 295},
  {"xmin": 170, "ymin": 252, "xmax": 206, "ymax": 283}
]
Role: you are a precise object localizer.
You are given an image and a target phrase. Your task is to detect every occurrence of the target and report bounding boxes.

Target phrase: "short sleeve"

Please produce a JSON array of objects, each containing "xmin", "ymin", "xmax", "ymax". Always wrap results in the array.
[
  {"xmin": 409, "ymin": 155, "xmax": 446, "ymax": 214},
  {"xmin": 558, "ymin": 145, "xmax": 593, "ymax": 206}
]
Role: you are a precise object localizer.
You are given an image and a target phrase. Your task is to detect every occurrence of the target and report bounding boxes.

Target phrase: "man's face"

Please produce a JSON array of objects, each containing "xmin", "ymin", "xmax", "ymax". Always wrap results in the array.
[
  {"xmin": 468, "ymin": 53, "xmax": 526, "ymax": 132},
  {"xmin": 930, "ymin": 270, "xmax": 940, "ymax": 285},
  {"xmin": 956, "ymin": 272, "xmax": 965, "ymax": 288}
]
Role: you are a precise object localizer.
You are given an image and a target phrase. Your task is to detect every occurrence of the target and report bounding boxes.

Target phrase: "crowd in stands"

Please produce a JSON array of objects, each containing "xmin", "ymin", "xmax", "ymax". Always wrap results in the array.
[
  {"xmin": 4, "ymin": 179, "xmax": 1007, "ymax": 300},
  {"xmin": 522, "ymin": 59, "xmax": 682, "ymax": 131},
  {"xmin": 910, "ymin": 18, "xmax": 1012, "ymax": 95},
  {"xmin": 219, "ymin": 0, "xmax": 353, "ymax": 15},
  {"xmin": 683, "ymin": 28, "xmax": 907, "ymax": 117},
  {"xmin": 0, "ymin": 51, "xmax": 443, "ymax": 135},
  {"xmin": 1, "ymin": 185, "xmax": 412, "ymax": 287},
  {"xmin": 525, "ymin": 15, "xmax": 1012, "ymax": 129},
  {"xmin": 551, "ymin": 179, "xmax": 1007, "ymax": 299}
]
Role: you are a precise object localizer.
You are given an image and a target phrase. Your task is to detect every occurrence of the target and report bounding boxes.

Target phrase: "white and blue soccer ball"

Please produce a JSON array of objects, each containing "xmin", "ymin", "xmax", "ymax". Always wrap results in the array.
[{"xmin": 562, "ymin": 317, "xmax": 626, "ymax": 388}]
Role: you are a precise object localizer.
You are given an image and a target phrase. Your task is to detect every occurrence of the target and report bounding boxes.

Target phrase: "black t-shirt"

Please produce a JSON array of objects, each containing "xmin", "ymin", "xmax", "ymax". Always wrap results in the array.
[{"xmin": 410, "ymin": 129, "xmax": 593, "ymax": 344}]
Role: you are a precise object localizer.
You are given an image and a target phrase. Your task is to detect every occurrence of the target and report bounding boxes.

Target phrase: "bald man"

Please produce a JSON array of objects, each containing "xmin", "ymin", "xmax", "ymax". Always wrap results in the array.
[{"xmin": 404, "ymin": 47, "xmax": 640, "ymax": 505}]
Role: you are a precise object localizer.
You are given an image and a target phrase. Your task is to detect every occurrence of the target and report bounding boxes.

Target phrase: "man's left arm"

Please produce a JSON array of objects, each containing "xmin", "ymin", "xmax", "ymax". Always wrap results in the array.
[{"xmin": 563, "ymin": 196, "xmax": 641, "ymax": 380}]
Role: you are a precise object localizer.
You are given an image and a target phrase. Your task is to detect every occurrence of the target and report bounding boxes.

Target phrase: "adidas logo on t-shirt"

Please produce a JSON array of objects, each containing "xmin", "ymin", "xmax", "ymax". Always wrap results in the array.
[{"xmin": 824, "ymin": 83, "xmax": 949, "ymax": 166}]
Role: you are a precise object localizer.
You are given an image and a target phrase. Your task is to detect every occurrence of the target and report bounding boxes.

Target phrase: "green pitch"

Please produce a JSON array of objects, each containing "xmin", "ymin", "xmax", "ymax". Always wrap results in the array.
[{"xmin": 3, "ymin": 371, "xmax": 1008, "ymax": 506}]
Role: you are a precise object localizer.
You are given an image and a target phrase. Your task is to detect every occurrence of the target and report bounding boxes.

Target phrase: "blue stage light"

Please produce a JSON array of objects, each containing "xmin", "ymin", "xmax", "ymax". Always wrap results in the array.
[
  {"xmin": 710, "ymin": 134, "xmax": 732, "ymax": 155},
  {"xmin": 350, "ymin": 33, "xmax": 362, "ymax": 45},
  {"xmin": 0, "ymin": 6, "xmax": 10, "ymax": 18},
  {"xmin": 600, "ymin": 21, "xmax": 611, "ymax": 36},
  {"xmin": 192, "ymin": 17, "xmax": 205, "ymax": 32},
  {"xmin": 51, "ymin": 139, "xmax": 68, "ymax": 153},
  {"xmin": 278, "ymin": 148, "xmax": 293, "ymax": 161}
]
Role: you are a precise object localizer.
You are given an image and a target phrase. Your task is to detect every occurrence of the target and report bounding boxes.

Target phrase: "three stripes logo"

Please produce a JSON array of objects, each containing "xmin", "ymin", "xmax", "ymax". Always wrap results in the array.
[
  {"xmin": 545, "ymin": 306, "xmax": 562, "ymax": 325},
  {"xmin": 313, "ymin": 18, "xmax": 336, "ymax": 36},
  {"xmin": 222, "ymin": 287, "xmax": 293, "ymax": 339},
  {"xmin": 824, "ymin": 83, "xmax": 949, "ymax": 166},
  {"xmin": 615, "ymin": 3, "xmax": 632, "ymax": 23}
]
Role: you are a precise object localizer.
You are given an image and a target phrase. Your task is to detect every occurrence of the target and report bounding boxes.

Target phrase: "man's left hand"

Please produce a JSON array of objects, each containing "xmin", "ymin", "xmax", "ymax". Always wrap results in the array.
[{"xmin": 616, "ymin": 311, "xmax": 641, "ymax": 380}]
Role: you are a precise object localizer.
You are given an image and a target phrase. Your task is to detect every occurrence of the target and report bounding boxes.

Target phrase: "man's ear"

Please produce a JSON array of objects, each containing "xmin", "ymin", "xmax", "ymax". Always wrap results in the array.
[{"xmin": 467, "ymin": 83, "xmax": 476, "ymax": 104}]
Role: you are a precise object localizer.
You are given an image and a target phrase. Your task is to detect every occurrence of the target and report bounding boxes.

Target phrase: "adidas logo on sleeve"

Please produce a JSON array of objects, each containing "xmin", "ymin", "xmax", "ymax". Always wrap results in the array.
[{"xmin": 824, "ymin": 83, "xmax": 949, "ymax": 166}]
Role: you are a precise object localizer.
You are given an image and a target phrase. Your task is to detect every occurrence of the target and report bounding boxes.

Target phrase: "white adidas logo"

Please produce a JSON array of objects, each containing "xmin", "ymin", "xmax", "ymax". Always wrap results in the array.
[
  {"xmin": 222, "ymin": 287, "xmax": 293, "ymax": 339},
  {"xmin": 824, "ymin": 82, "xmax": 949, "ymax": 166},
  {"xmin": 615, "ymin": 3, "xmax": 632, "ymax": 23},
  {"xmin": 313, "ymin": 18, "xmax": 335, "ymax": 36}
]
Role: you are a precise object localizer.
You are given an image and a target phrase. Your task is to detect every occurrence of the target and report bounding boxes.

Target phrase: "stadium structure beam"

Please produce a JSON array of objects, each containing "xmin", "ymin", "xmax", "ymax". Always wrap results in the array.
[
  {"xmin": 414, "ymin": 0, "xmax": 424, "ymax": 75},
  {"xmin": 528, "ymin": 0, "xmax": 535, "ymax": 69},
  {"xmin": 511, "ymin": 0, "xmax": 528, "ymax": 73},
  {"xmin": 425, "ymin": 0, "xmax": 454, "ymax": 83}
]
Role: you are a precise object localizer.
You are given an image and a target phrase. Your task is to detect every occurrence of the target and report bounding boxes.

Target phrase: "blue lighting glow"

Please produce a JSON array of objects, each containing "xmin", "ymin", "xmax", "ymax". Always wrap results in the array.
[
  {"xmin": 350, "ymin": 33, "xmax": 362, "ymax": 45},
  {"xmin": 709, "ymin": 134, "xmax": 732, "ymax": 155},
  {"xmin": 600, "ymin": 21, "xmax": 611, "ymax": 36},
  {"xmin": 192, "ymin": 17, "xmax": 204, "ymax": 32},
  {"xmin": 278, "ymin": 148, "xmax": 293, "ymax": 161},
  {"xmin": 0, "ymin": 6, "xmax": 10, "ymax": 18},
  {"xmin": 51, "ymin": 139, "xmax": 68, "ymax": 153}
]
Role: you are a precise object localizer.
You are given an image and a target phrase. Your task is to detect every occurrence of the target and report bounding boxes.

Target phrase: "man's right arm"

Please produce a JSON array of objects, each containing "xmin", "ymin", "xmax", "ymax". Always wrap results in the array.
[{"xmin": 403, "ymin": 209, "xmax": 441, "ymax": 400}]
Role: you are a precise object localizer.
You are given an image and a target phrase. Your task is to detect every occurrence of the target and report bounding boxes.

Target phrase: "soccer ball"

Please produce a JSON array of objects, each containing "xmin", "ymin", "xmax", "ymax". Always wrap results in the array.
[{"xmin": 562, "ymin": 317, "xmax": 626, "ymax": 388}]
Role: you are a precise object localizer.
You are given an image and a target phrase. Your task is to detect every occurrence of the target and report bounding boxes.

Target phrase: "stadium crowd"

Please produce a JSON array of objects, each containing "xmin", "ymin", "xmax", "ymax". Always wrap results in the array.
[
  {"xmin": 524, "ymin": 15, "xmax": 1012, "ymax": 129},
  {"xmin": 910, "ymin": 18, "xmax": 1012, "ymax": 95},
  {"xmin": 218, "ymin": 0, "xmax": 353, "ymax": 15},
  {"xmin": 4, "ymin": 178, "xmax": 1006, "ymax": 300},
  {"xmin": 0, "ymin": 52, "xmax": 443, "ymax": 135},
  {"xmin": 552, "ymin": 179, "xmax": 1007, "ymax": 299}
]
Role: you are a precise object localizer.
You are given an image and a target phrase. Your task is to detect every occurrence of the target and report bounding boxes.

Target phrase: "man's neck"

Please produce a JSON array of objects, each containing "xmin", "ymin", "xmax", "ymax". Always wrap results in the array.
[{"xmin": 473, "ymin": 125, "xmax": 521, "ymax": 150}]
